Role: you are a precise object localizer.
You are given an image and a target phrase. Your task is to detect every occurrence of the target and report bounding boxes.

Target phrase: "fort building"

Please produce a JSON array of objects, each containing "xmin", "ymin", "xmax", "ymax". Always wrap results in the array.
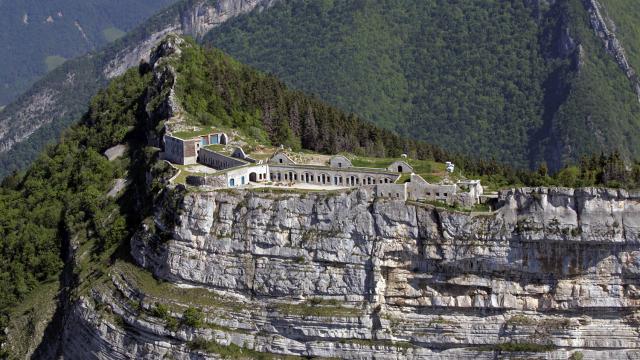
[
  {"xmin": 163, "ymin": 131, "xmax": 228, "ymax": 165},
  {"xmin": 388, "ymin": 160, "xmax": 413, "ymax": 173},
  {"xmin": 161, "ymin": 129, "xmax": 483, "ymax": 206}
]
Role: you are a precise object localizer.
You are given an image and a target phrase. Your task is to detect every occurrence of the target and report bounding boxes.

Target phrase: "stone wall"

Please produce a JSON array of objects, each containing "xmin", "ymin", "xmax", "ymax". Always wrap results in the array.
[
  {"xmin": 406, "ymin": 174, "xmax": 458, "ymax": 203},
  {"xmin": 198, "ymin": 148, "xmax": 246, "ymax": 170},
  {"xmin": 388, "ymin": 160, "xmax": 413, "ymax": 173},
  {"xmin": 270, "ymin": 152, "xmax": 295, "ymax": 165},
  {"xmin": 330, "ymin": 155, "xmax": 352, "ymax": 168},
  {"xmin": 226, "ymin": 164, "xmax": 269, "ymax": 187},
  {"xmin": 186, "ymin": 174, "xmax": 227, "ymax": 187},
  {"xmin": 373, "ymin": 183, "xmax": 407, "ymax": 200},
  {"xmin": 269, "ymin": 164, "xmax": 398, "ymax": 186}
]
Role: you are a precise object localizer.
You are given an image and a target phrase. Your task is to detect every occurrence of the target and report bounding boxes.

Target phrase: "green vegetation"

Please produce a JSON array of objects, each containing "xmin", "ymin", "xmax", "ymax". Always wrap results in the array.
[
  {"xmin": 102, "ymin": 27, "xmax": 126, "ymax": 42},
  {"xmin": 480, "ymin": 342, "xmax": 555, "ymax": 352},
  {"xmin": 173, "ymin": 126, "xmax": 219, "ymax": 139},
  {"xmin": 114, "ymin": 260, "xmax": 246, "ymax": 312},
  {"xmin": 182, "ymin": 307, "xmax": 204, "ymax": 328},
  {"xmin": 44, "ymin": 55, "xmax": 67, "ymax": 71},
  {"xmin": 273, "ymin": 299, "xmax": 361, "ymax": 318},
  {"xmin": 171, "ymin": 38, "xmax": 640, "ymax": 191},
  {"xmin": 188, "ymin": 338, "xmax": 301, "ymax": 359},
  {"xmin": 505, "ymin": 314, "xmax": 537, "ymax": 326},
  {"xmin": 0, "ymin": 0, "xmax": 197, "ymax": 178},
  {"xmin": 206, "ymin": 0, "xmax": 640, "ymax": 170},
  {"xmin": 6, "ymin": 0, "xmax": 640, "ymax": 179},
  {"xmin": 1, "ymin": 40, "xmax": 639, "ymax": 345},
  {"xmin": 3, "ymin": 280, "xmax": 60, "ymax": 358},
  {"xmin": 599, "ymin": 1, "xmax": 640, "ymax": 75},
  {"xmin": 0, "ymin": 66, "xmax": 155, "ymax": 352},
  {"xmin": 173, "ymin": 39, "xmax": 454, "ymax": 161},
  {"xmin": 570, "ymin": 351, "xmax": 585, "ymax": 360},
  {"xmin": 171, "ymin": 164, "xmax": 211, "ymax": 185}
]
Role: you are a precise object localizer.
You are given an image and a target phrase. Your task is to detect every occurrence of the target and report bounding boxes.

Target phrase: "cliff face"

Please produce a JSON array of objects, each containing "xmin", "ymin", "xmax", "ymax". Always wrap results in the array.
[
  {"xmin": 102, "ymin": 0, "xmax": 277, "ymax": 79},
  {"xmin": 61, "ymin": 186, "xmax": 640, "ymax": 359}
]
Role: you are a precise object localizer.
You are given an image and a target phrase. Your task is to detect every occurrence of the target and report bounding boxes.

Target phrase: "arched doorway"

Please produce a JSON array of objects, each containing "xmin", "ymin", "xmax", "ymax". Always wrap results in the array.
[
  {"xmin": 249, "ymin": 172, "xmax": 257, "ymax": 182},
  {"xmin": 398, "ymin": 165, "xmax": 403, "ymax": 172}
]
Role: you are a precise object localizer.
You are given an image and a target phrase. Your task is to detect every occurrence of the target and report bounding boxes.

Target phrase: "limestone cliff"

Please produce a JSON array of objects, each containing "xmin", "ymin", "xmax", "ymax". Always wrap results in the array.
[{"xmin": 60, "ymin": 186, "xmax": 640, "ymax": 359}]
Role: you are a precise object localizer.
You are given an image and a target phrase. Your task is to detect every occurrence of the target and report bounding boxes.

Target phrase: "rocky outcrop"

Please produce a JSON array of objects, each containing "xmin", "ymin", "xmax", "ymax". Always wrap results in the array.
[
  {"xmin": 103, "ymin": 0, "xmax": 278, "ymax": 79},
  {"xmin": 584, "ymin": 0, "xmax": 640, "ymax": 102},
  {"xmin": 61, "ymin": 186, "xmax": 640, "ymax": 358}
]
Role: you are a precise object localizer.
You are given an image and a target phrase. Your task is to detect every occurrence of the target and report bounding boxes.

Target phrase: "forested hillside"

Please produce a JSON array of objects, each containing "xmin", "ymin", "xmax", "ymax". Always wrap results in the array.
[
  {"xmin": 2, "ymin": 36, "xmax": 640, "ymax": 357},
  {"xmin": 3, "ymin": 0, "xmax": 640, "ymax": 181},
  {"xmin": 205, "ymin": 0, "xmax": 640, "ymax": 170},
  {"xmin": 0, "ymin": 0, "xmax": 273, "ymax": 180},
  {"xmin": 0, "ymin": 0, "xmax": 177, "ymax": 106}
]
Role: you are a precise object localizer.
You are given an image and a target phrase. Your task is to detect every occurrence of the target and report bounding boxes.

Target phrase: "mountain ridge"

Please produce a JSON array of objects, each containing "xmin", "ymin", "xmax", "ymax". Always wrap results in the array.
[
  {"xmin": 0, "ymin": 0, "xmax": 179, "ymax": 106},
  {"xmin": 0, "ymin": 0, "xmax": 277, "ymax": 179},
  {"xmin": 2, "ymin": 0, "xmax": 640, "ymax": 177}
]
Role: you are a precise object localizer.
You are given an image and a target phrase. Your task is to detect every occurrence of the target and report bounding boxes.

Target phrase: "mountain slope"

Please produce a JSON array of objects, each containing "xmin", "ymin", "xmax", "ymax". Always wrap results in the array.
[
  {"xmin": 3, "ymin": 0, "xmax": 640, "ymax": 180},
  {"xmin": 204, "ymin": 0, "xmax": 640, "ymax": 170},
  {"xmin": 3, "ymin": 37, "xmax": 640, "ymax": 359},
  {"xmin": 0, "ymin": 0, "xmax": 276, "ymax": 179},
  {"xmin": 0, "ymin": 0, "xmax": 178, "ymax": 106}
]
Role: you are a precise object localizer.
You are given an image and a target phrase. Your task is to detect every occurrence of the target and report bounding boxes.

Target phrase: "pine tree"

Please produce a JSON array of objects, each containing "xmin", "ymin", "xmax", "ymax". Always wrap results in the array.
[
  {"xmin": 289, "ymin": 101, "xmax": 301, "ymax": 137},
  {"xmin": 261, "ymin": 102, "xmax": 274, "ymax": 135},
  {"xmin": 302, "ymin": 106, "xmax": 318, "ymax": 150}
]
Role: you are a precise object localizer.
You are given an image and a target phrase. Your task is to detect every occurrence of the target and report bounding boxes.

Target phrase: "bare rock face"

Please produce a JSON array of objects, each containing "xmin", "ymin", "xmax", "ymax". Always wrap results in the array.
[
  {"xmin": 103, "ymin": 0, "xmax": 277, "ymax": 79},
  {"xmin": 62, "ymin": 186, "xmax": 640, "ymax": 358}
]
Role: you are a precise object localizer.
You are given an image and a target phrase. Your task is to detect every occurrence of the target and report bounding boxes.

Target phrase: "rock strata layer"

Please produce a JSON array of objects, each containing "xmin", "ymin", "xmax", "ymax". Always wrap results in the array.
[{"xmin": 62, "ymin": 186, "xmax": 640, "ymax": 359}]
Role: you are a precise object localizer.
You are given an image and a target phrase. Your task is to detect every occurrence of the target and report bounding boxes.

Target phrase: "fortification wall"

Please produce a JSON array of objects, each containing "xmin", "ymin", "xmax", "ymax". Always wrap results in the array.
[
  {"xmin": 269, "ymin": 165, "xmax": 398, "ymax": 186},
  {"xmin": 199, "ymin": 148, "xmax": 246, "ymax": 170}
]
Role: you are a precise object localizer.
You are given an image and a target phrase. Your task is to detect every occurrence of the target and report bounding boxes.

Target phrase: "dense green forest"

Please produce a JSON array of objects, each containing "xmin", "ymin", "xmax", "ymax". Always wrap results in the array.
[
  {"xmin": 174, "ymin": 39, "xmax": 640, "ymax": 190},
  {"xmin": 4, "ymin": 0, "xmax": 640, "ymax": 180},
  {"xmin": 0, "ymin": 67, "xmax": 160, "ymax": 352},
  {"xmin": 2, "ymin": 37, "xmax": 640, "ymax": 355},
  {"xmin": 205, "ymin": 0, "xmax": 640, "ymax": 170},
  {"xmin": 0, "ymin": 0, "xmax": 177, "ymax": 106}
]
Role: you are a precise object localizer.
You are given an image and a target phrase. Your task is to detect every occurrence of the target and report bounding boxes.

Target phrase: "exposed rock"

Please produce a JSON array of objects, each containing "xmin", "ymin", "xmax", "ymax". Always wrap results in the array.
[
  {"xmin": 59, "ymin": 185, "xmax": 640, "ymax": 358},
  {"xmin": 103, "ymin": 0, "xmax": 279, "ymax": 80},
  {"xmin": 584, "ymin": 0, "xmax": 640, "ymax": 102},
  {"xmin": 104, "ymin": 144, "xmax": 127, "ymax": 161},
  {"xmin": 107, "ymin": 178, "xmax": 128, "ymax": 198}
]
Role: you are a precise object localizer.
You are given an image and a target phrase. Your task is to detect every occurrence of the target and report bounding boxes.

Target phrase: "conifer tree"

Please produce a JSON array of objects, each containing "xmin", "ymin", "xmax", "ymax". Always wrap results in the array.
[
  {"xmin": 302, "ymin": 106, "xmax": 318, "ymax": 150},
  {"xmin": 289, "ymin": 101, "xmax": 301, "ymax": 137}
]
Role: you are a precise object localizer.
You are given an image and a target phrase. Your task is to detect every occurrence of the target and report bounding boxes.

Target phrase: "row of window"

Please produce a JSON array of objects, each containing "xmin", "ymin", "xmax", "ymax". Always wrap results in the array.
[
  {"xmin": 270, "ymin": 171, "xmax": 394, "ymax": 186},
  {"xmin": 426, "ymin": 192, "xmax": 448, "ymax": 197}
]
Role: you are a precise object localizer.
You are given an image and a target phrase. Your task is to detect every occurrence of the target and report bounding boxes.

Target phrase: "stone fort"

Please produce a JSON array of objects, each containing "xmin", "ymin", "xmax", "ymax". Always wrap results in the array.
[{"xmin": 162, "ymin": 130, "xmax": 483, "ymax": 206}]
